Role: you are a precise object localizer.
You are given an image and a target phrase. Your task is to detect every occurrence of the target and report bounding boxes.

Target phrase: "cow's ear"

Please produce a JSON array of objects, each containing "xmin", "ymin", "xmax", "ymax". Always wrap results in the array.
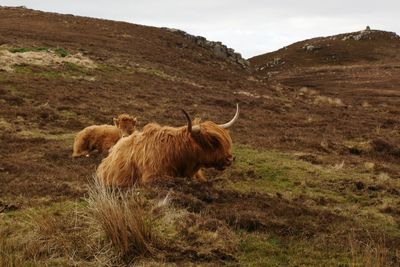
[{"xmin": 113, "ymin": 118, "xmax": 118, "ymax": 127}]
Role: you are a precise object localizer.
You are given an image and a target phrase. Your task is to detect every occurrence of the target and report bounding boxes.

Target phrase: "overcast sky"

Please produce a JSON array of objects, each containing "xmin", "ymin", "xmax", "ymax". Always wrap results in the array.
[{"xmin": 1, "ymin": 1, "xmax": 399, "ymax": 58}]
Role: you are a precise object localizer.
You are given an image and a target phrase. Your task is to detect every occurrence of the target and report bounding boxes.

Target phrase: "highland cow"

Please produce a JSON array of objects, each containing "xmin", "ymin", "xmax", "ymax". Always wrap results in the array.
[
  {"xmin": 72, "ymin": 114, "xmax": 137, "ymax": 158},
  {"xmin": 96, "ymin": 104, "xmax": 239, "ymax": 187}
]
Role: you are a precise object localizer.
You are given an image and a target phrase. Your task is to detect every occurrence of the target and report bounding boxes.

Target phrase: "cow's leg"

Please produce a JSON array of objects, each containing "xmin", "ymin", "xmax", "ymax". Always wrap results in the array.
[
  {"xmin": 141, "ymin": 172, "xmax": 157, "ymax": 184},
  {"xmin": 194, "ymin": 169, "xmax": 207, "ymax": 182},
  {"xmin": 72, "ymin": 150, "xmax": 91, "ymax": 158}
]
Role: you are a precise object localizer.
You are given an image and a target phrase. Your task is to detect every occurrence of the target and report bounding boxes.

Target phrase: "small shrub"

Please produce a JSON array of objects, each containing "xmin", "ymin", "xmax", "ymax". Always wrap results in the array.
[{"xmin": 54, "ymin": 48, "xmax": 69, "ymax": 57}]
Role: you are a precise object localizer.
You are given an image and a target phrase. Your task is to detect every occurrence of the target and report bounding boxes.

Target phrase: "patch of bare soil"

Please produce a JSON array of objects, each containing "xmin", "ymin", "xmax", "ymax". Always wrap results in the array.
[{"xmin": 0, "ymin": 133, "xmax": 96, "ymax": 204}]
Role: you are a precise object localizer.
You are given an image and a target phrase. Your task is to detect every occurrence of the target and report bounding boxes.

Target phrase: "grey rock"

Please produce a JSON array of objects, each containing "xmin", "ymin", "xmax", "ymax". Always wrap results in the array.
[
  {"xmin": 164, "ymin": 28, "xmax": 250, "ymax": 69},
  {"xmin": 303, "ymin": 44, "xmax": 321, "ymax": 52}
]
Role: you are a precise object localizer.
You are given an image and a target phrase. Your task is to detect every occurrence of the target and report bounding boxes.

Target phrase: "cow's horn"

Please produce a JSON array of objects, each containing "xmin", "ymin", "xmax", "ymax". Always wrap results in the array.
[
  {"xmin": 181, "ymin": 109, "xmax": 200, "ymax": 133},
  {"xmin": 219, "ymin": 103, "xmax": 239, "ymax": 129}
]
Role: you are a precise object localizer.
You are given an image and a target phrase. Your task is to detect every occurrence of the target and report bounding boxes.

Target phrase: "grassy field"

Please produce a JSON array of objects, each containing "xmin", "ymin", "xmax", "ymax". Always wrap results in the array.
[{"xmin": 1, "ymin": 146, "xmax": 399, "ymax": 266}]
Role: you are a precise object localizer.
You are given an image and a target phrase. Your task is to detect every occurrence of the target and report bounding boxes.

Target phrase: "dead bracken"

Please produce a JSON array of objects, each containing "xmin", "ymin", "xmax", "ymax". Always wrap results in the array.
[{"xmin": 0, "ymin": 47, "xmax": 96, "ymax": 72}]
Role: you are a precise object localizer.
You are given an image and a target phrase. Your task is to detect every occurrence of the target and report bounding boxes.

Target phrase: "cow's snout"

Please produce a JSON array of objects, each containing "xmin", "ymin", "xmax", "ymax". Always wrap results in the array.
[{"xmin": 225, "ymin": 156, "xmax": 234, "ymax": 166}]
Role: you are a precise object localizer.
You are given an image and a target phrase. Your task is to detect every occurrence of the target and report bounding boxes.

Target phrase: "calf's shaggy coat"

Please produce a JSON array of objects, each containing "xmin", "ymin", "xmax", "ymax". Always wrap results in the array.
[{"xmin": 72, "ymin": 114, "xmax": 137, "ymax": 158}]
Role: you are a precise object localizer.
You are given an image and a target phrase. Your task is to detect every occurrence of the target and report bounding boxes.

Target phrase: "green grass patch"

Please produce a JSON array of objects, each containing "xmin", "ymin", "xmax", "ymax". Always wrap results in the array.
[
  {"xmin": 9, "ymin": 47, "xmax": 49, "ymax": 53},
  {"xmin": 225, "ymin": 145, "xmax": 400, "ymax": 239},
  {"xmin": 8, "ymin": 47, "xmax": 69, "ymax": 57},
  {"xmin": 13, "ymin": 63, "xmax": 92, "ymax": 80},
  {"xmin": 54, "ymin": 47, "xmax": 69, "ymax": 57},
  {"xmin": 14, "ymin": 64, "xmax": 61, "ymax": 78},
  {"xmin": 13, "ymin": 64, "xmax": 33, "ymax": 74},
  {"xmin": 58, "ymin": 109, "xmax": 78, "ymax": 119},
  {"xmin": 239, "ymin": 234, "xmax": 288, "ymax": 266},
  {"xmin": 62, "ymin": 62, "xmax": 92, "ymax": 76},
  {"xmin": 1, "ymin": 145, "xmax": 399, "ymax": 266},
  {"xmin": 0, "ymin": 72, "xmax": 7, "ymax": 82},
  {"xmin": 238, "ymin": 232, "xmax": 359, "ymax": 266},
  {"xmin": 227, "ymin": 145, "xmax": 375, "ymax": 200},
  {"xmin": 0, "ymin": 200, "xmax": 94, "ymax": 267}
]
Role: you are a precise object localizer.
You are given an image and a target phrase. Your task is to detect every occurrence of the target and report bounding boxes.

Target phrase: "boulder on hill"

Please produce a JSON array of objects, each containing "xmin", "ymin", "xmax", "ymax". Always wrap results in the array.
[{"xmin": 163, "ymin": 27, "xmax": 250, "ymax": 69}]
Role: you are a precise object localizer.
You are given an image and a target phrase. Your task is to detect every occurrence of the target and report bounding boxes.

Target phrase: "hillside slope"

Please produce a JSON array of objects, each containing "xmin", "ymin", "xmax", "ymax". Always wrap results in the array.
[
  {"xmin": 0, "ymin": 6, "xmax": 265, "ymax": 201},
  {"xmin": 250, "ymin": 28, "xmax": 400, "ymax": 71},
  {"xmin": 0, "ymin": 7, "xmax": 399, "ymax": 266},
  {"xmin": 249, "ymin": 28, "xmax": 400, "ymax": 174}
]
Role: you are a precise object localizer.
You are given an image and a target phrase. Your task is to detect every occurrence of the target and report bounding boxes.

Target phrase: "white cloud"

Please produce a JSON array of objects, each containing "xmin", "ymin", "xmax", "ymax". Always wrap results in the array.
[{"xmin": 0, "ymin": 0, "xmax": 399, "ymax": 58}]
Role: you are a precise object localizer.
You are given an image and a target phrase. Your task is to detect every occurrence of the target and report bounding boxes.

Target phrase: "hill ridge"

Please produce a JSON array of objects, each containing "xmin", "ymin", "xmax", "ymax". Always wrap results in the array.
[{"xmin": 250, "ymin": 27, "xmax": 400, "ymax": 72}]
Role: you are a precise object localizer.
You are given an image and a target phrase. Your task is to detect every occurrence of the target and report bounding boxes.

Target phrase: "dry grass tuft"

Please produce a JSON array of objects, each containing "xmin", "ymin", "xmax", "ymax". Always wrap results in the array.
[
  {"xmin": 348, "ymin": 232, "xmax": 394, "ymax": 267},
  {"xmin": 0, "ymin": 48, "xmax": 96, "ymax": 72},
  {"xmin": 86, "ymin": 179, "xmax": 157, "ymax": 261},
  {"xmin": 86, "ymin": 179, "xmax": 238, "ymax": 264},
  {"xmin": 0, "ymin": 201, "xmax": 113, "ymax": 266},
  {"xmin": 0, "ymin": 238, "xmax": 23, "ymax": 267},
  {"xmin": 0, "ymin": 177, "xmax": 240, "ymax": 266},
  {"xmin": 314, "ymin": 95, "xmax": 344, "ymax": 106}
]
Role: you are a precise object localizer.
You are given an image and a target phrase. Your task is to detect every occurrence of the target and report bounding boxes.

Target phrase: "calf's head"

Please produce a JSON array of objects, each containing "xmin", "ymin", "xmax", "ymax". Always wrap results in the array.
[{"xmin": 113, "ymin": 114, "xmax": 137, "ymax": 136}]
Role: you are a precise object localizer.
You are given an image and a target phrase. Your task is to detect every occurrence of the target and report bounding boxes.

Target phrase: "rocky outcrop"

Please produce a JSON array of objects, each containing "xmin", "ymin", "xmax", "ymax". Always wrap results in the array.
[
  {"xmin": 163, "ymin": 28, "xmax": 250, "ymax": 69},
  {"xmin": 341, "ymin": 27, "xmax": 400, "ymax": 41},
  {"xmin": 257, "ymin": 57, "xmax": 285, "ymax": 70},
  {"xmin": 302, "ymin": 44, "xmax": 322, "ymax": 52}
]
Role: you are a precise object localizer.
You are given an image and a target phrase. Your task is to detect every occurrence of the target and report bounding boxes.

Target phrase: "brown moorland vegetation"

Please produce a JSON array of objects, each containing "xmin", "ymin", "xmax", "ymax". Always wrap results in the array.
[{"xmin": 0, "ymin": 7, "xmax": 399, "ymax": 266}]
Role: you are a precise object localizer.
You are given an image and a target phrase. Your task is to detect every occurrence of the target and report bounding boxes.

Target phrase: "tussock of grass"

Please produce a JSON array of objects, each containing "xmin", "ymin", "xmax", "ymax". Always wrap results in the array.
[
  {"xmin": 0, "ymin": 179, "xmax": 239, "ymax": 265},
  {"xmin": 86, "ymin": 179, "xmax": 157, "ymax": 259},
  {"xmin": 24, "ymin": 207, "xmax": 98, "ymax": 264},
  {"xmin": 0, "ymin": 189, "xmax": 162, "ymax": 266},
  {"xmin": 0, "ymin": 201, "xmax": 109, "ymax": 266},
  {"xmin": 348, "ymin": 232, "xmax": 393, "ymax": 267},
  {"xmin": 87, "ymin": 179, "xmax": 239, "ymax": 263}
]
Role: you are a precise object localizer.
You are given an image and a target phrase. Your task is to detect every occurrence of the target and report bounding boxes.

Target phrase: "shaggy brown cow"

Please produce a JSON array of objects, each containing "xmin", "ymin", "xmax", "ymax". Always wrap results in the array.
[
  {"xmin": 72, "ymin": 114, "xmax": 137, "ymax": 158},
  {"xmin": 96, "ymin": 104, "xmax": 239, "ymax": 187}
]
